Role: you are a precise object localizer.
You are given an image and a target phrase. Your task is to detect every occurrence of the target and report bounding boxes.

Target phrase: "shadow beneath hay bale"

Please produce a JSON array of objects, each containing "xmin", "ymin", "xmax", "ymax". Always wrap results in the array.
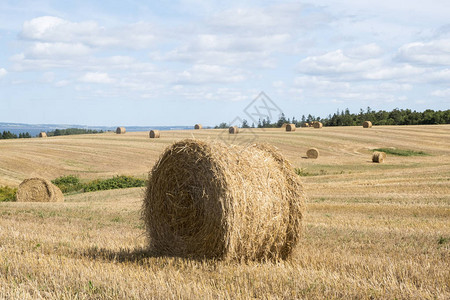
[
  {"xmin": 300, "ymin": 156, "xmax": 308, "ymax": 159},
  {"xmin": 83, "ymin": 246, "xmax": 152, "ymax": 263},
  {"xmin": 82, "ymin": 246, "xmax": 215, "ymax": 264}
]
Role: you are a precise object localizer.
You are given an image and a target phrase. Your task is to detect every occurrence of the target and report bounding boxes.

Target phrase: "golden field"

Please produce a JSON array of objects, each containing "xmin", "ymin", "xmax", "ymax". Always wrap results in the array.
[{"xmin": 0, "ymin": 125, "xmax": 449, "ymax": 299}]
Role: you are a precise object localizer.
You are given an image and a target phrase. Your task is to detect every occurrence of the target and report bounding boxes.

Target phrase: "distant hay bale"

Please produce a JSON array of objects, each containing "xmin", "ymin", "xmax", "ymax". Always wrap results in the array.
[
  {"xmin": 229, "ymin": 126, "xmax": 239, "ymax": 134},
  {"xmin": 363, "ymin": 121, "xmax": 373, "ymax": 128},
  {"xmin": 286, "ymin": 124, "xmax": 296, "ymax": 132},
  {"xmin": 142, "ymin": 139, "xmax": 306, "ymax": 260},
  {"xmin": 16, "ymin": 178, "xmax": 64, "ymax": 202},
  {"xmin": 281, "ymin": 123, "xmax": 289, "ymax": 128},
  {"xmin": 313, "ymin": 122, "xmax": 323, "ymax": 128},
  {"xmin": 116, "ymin": 127, "xmax": 126, "ymax": 134},
  {"xmin": 306, "ymin": 148, "xmax": 319, "ymax": 159},
  {"xmin": 194, "ymin": 124, "xmax": 202, "ymax": 130},
  {"xmin": 372, "ymin": 151, "xmax": 386, "ymax": 163},
  {"xmin": 39, "ymin": 132, "xmax": 47, "ymax": 138},
  {"xmin": 149, "ymin": 130, "xmax": 160, "ymax": 138},
  {"xmin": 302, "ymin": 123, "xmax": 309, "ymax": 127}
]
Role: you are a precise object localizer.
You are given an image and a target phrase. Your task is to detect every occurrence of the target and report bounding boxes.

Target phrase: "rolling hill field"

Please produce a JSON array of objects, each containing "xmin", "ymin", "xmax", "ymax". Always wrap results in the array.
[{"xmin": 1, "ymin": 125, "xmax": 449, "ymax": 299}]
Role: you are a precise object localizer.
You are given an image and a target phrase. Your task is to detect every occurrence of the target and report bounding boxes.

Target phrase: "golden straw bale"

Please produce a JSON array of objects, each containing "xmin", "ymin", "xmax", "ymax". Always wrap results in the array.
[
  {"xmin": 142, "ymin": 139, "xmax": 306, "ymax": 260},
  {"xmin": 229, "ymin": 126, "xmax": 239, "ymax": 134},
  {"xmin": 149, "ymin": 130, "xmax": 160, "ymax": 138},
  {"xmin": 306, "ymin": 148, "xmax": 319, "ymax": 159},
  {"xmin": 363, "ymin": 121, "xmax": 373, "ymax": 128},
  {"xmin": 313, "ymin": 122, "xmax": 323, "ymax": 128},
  {"xmin": 301, "ymin": 123, "xmax": 309, "ymax": 127},
  {"xmin": 116, "ymin": 127, "xmax": 126, "ymax": 134},
  {"xmin": 16, "ymin": 178, "xmax": 64, "ymax": 202},
  {"xmin": 372, "ymin": 151, "xmax": 386, "ymax": 163},
  {"xmin": 39, "ymin": 132, "xmax": 47, "ymax": 138},
  {"xmin": 285, "ymin": 124, "xmax": 296, "ymax": 132},
  {"xmin": 194, "ymin": 124, "xmax": 202, "ymax": 129}
]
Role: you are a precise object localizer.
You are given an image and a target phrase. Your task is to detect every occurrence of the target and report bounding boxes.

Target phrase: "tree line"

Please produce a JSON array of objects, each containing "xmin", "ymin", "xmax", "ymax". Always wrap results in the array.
[
  {"xmin": 0, "ymin": 128, "xmax": 104, "ymax": 140},
  {"xmin": 47, "ymin": 128, "xmax": 104, "ymax": 136},
  {"xmin": 215, "ymin": 108, "xmax": 450, "ymax": 128},
  {"xmin": 0, "ymin": 131, "xmax": 32, "ymax": 139}
]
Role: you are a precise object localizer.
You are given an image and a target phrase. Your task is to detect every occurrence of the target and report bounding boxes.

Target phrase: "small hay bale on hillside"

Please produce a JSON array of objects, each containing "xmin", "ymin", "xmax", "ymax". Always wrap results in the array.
[
  {"xmin": 306, "ymin": 148, "xmax": 319, "ymax": 159},
  {"xmin": 286, "ymin": 124, "xmax": 296, "ymax": 132},
  {"xmin": 116, "ymin": 127, "xmax": 126, "ymax": 134},
  {"xmin": 16, "ymin": 178, "xmax": 64, "ymax": 202},
  {"xmin": 229, "ymin": 126, "xmax": 239, "ymax": 134},
  {"xmin": 39, "ymin": 132, "xmax": 47, "ymax": 138},
  {"xmin": 149, "ymin": 130, "xmax": 160, "ymax": 138},
  {"xmin": 363, "ymin": 121, "xmax": 373, "ymax": 128},
  {"xmin": 194, "ymin": 124, "xmax": 202, "ymax": 130},
  {"xmin": 142, "ymin": 139, "xmax": 306, "ymax": 260},
  {"xmin": 372, "ymin": 151, "xmax": 386, "ymax": 163},
  {"xmin": 313, "ymin": 122, "xmax": 323, "ymax": 128}
]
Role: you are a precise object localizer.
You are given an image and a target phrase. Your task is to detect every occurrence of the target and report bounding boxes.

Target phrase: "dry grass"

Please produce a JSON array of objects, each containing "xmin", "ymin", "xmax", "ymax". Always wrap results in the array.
[{"xmin": 0, "ymin": 125, "xmax": 449, "ymax": 298}]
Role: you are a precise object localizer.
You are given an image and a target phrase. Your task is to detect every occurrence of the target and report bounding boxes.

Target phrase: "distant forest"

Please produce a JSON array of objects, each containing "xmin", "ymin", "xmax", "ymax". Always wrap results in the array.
[
  {"xmin": 0, "ymin": 128, "xmax": 104, "ymax": 140},
  {"xmin": 0, "ymin": 131, "xmax": 32, "ymax": 139},
  {"xmin": 215, "ymin": 108, "xmax": 450, "ymax": 128},
  {"xmin": 46, "ymin": 128, "xmax": 104, "ymax": 137}
]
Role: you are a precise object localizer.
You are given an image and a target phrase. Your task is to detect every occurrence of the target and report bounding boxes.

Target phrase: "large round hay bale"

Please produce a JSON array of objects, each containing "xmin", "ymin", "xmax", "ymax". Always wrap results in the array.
[
  {"xmin": 306, "ymin": 148, "xmax": 319, "ymax": 159},
  {"xmin": 16, "ymin": 178, "xmax": 64, "ymax": 202},
  {"xmin": 39, "ymin": 132, "xmax": 47, "ymax": 138},
  {"xmin": 286, "ymin": 124, "xmax": 296, "ymax": 132},
  {"xmin": 313, "ymin": 122, "xmax": 323, "ymax": 128},
  {"xmin": 229, "ymin": 126, "xmax": 239, "ymax": 134},
  {"xmin": 116, "ymin": 127, "xmax": 126, "ymax": 134},
  {"xmin": 372, "ymin": 151, "xmax": 386, "ymax": 163},
  {"xmin": 363, "ymin": 121, "xmax": 373, "ymax": 128},
  {"xmin": 301, "ymin": 123, "xmax": 309, "ymax": 128},
  {"xmin": 143, "ymin": 139, "xmax": 306, "ymax": 260},
  {"xmin": 149, "ymin": 130, "xmax": 160, "ymax": 138},
  {"xmin": 281, "ymin": 123, "xmax": 289, "ymax": 129},
  {"xmin": 194, "ymin": 124, "xmax": 202, "ymax": 130}
]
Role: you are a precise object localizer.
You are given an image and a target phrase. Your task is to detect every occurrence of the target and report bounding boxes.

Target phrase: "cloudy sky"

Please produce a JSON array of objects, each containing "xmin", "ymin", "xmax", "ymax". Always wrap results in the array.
[{"xmin": 0, "ymin": 0, "xmax": 449, "ymax": 126}]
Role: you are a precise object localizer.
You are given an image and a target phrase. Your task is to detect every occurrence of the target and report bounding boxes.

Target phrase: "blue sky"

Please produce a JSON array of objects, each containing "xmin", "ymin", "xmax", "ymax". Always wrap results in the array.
[{"xmin": 0, "ymin": 0, "xmax": 449, "ymax": 126}]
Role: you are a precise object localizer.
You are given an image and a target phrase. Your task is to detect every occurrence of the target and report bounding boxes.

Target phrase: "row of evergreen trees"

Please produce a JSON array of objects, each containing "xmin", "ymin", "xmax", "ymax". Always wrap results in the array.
[
  {"xmin": 0, "ymin": 131, "xmax": 32, "ymax": 139},
  {"xmin": 47, "ymin": 128, "xmax": 104, "ymax": 136},
  {"xmin": 215, "ymin": 108, "xmax": 450, "ymax": 129},
  {"xmin": 0, "ymin": 128, "xmax": 104, "ymax": 140}
]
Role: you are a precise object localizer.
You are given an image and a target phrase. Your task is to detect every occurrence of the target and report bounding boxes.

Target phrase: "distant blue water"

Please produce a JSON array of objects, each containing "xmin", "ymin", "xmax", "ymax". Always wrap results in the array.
[{"xmin": 0, "ymin": 123, "xmax": 194, "ymax": 137}]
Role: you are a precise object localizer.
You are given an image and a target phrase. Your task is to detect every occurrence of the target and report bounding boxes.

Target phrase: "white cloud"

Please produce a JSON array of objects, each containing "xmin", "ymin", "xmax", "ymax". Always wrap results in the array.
[
  {"xmin": 175, "ymin": 64, "xmax": 246, "ymax": 84},
  {"xmin": 346, "ymin": 43, "xmax": 384, "ymax": 59},
  {"xmin": 397, "ymin": 39, "xmax": 450, "ymax": 65},
  {"xmin": 298, "ymin": 49, "xmax": 382, "ymax": 75},
  {"xmin": 431, "ymin": 88, "xmax": 450, "ymax": 97},
  {"xmin": 0, "ymin": 68, "xmax": 7, "ymax": 78},
  {"xmin": 27, "ymin": 42, "xmax": 91, "ymax": 58},
  {"xmin": 21, "ymin": 16, "xmax": 158, "ymax": 50},
  {"xmin": 79, "ymin": 72, "xmax": 114, "ymax": 84}
]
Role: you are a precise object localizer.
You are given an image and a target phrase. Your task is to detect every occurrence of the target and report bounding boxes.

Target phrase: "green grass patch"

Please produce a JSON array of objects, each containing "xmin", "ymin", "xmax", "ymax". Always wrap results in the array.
[
  {"xmin": 52, "ymin": 175, "xmax": 84, "ymax": 193},
  {"xmin": 52, "ymin": 175, "xmax": 145, "ymax": 194},
  {"xmin": 83, "ymin": 175, "xmax": 145, "ymax": 192},
  {"xmin": 0, "ymin": 186, "xmax": 17, "ymax": 202},
  {"xmin": 372, "ymin": 148, "xmax": 430, "ymax": 156}
]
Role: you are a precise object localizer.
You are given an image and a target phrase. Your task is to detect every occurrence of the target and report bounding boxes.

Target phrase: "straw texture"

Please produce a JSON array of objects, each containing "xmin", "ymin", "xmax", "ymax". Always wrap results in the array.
[
  {"xmin": 16, "ymin": 178, "xmax": 64, "ymax": 202},
  {"xmin": 142, "ymin": 139, "xmax": 306, "ymax": 260}
]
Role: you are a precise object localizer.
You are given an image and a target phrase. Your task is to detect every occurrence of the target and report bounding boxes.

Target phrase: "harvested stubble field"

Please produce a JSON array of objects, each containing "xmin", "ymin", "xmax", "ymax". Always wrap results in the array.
[{"xmin": 0, "ymin": 125, "xmax": 449, "ymax": 299}]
